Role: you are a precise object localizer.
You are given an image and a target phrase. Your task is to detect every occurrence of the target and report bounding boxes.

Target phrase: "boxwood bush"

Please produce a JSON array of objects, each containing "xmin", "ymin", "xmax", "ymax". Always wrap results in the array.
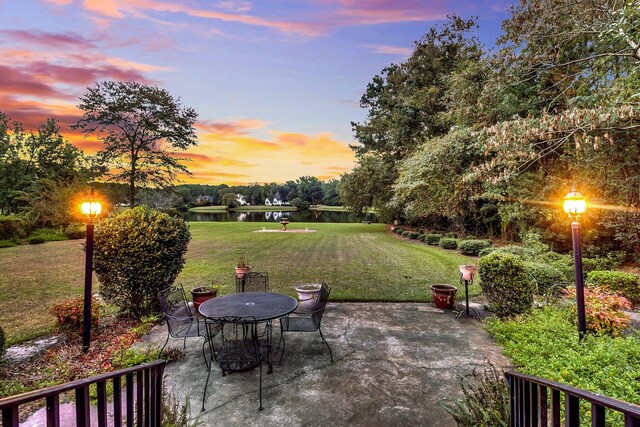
[
  {"xmin": 425, "ymin": 233, "xmax": 443, "ymax": 245},
  {"xmin": 587, "ymin": 270, "xmax": 640, "ymax": 304},
  {"xmin": 407, "ymin": 232, "xmax": 420, "ymax": 240},
  {"xmin": 394, "ymin": 228, "xmax": 405, "ymax": 235},
  {"xmin": 439, "ymin": 238, "xmax": 459, "ymax": 250},
  {"xmin": 523, "ymin": 261, "xmax": 568, "ymax": 295},
  {"xmin": 28, "ymin": 237, "xmax": 45, "ymax": 245},
  {"xmin": 478, "ymin": 252, "xmax": 534, "ymax": 318},
  {"xmin": 94, "ymin": 206, "xmax": 191, "ymax": 317},
  {"xmin": 401, "ymin": 230, "xmax": 411, "ymax": 238},
  {"xmin": 417, "ymin": 234, "xmax": 425, "ymax": 241},
  {"xmin": 459, "ymin": 239, "xmax": 492, "ymax": 256},
  {"xmin": 478, "ymin": 245, "xmax": 536, "ymax": 259}
]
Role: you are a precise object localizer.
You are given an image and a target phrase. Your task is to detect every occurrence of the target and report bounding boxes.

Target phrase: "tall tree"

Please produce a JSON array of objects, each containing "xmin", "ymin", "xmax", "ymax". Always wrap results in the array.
[{"xmin": 73, "ymin": 81, "xmax": 198, "ymax": 207}]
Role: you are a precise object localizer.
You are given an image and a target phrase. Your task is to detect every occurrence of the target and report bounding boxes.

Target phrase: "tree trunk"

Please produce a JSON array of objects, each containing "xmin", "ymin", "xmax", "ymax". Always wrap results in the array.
[{"xmin": 130, "ymin": 158, "xmax": 136, "ymax": 208}]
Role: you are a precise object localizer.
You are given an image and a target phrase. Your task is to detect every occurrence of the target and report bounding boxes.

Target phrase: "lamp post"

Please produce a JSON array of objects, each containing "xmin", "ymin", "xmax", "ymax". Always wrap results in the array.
[
  {"xmin": 81, "ymin": 189, "xmax": 102, "ymax": 353},
  {"xmin": 563, "ymin": 188, "xmax": 587, "ymax": 340},
  {"xmin": 457, "ymin": 264, "xmax": 477, "ymax": 318}
]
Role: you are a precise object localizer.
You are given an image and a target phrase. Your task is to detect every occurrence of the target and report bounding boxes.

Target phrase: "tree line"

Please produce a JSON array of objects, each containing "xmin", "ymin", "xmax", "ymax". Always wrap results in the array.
[{"xmin": 339, "ymin": 2, "xmax": 640, "ymax": 258}]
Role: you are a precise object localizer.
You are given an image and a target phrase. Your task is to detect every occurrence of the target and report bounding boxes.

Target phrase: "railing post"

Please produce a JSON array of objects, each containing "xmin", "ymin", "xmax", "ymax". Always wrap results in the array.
[
  {"xmin": 506, "ymin": 373, "xmax": 515, "ymax": 427},
  {"xmin": 2, "ymin": 407, "xmax": 19, "ymax": 427},
  {"xmin": 46, "ymin": 394, "xmax": 60, "ymax": 427},
  {"xmin": 565, "ymin": 394, "xmax": 580, "ymax": 426},
  {"xmin": 75, "ymin": 385, "xmax": 90, "ymax": 427}
]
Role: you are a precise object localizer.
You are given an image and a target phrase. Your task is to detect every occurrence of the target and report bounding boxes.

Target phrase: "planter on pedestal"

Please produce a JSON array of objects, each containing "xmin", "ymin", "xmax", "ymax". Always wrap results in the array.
[
  {"xmin": 191, "ymin": 286, "xmax": 218, "ymax": 311},
  {"xmin": 295, "ymin": 283, "xmax": 322, "ymax": 311}
]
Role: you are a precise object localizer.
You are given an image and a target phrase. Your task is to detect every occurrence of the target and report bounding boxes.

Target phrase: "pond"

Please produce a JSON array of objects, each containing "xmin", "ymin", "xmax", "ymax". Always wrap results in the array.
[{"xmin": 185, "ymin": 209, "xmax": 378, "ymax": 223}]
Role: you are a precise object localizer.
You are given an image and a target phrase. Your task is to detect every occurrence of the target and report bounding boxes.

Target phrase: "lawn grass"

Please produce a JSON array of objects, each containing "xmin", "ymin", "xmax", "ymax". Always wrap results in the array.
[{"xmin": 0, "ymin": 222, "xmax": 477, "ymax": 345}]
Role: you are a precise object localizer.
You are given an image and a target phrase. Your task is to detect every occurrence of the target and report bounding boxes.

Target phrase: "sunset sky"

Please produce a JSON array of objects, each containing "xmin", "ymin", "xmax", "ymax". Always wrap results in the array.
[{"xmin": 0, "ymin": 0, "xmax": 511, "ymax": 185}]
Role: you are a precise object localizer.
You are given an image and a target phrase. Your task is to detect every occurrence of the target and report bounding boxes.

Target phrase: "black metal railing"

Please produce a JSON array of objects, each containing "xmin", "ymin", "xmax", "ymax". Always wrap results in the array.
[
  {"xmin": 0, "ymin": 360, "xmax": 165, "ymax": 427},
  {"xmin": 506, "ymin": 371, "xmax": 640, "ymax": 427}
]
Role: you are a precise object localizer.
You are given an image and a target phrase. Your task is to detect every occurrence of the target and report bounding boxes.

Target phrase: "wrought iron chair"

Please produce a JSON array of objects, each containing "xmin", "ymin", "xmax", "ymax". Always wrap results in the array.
[
  {"xmin": 278, "ymin": 281, "xmax": 333, "ymax": 364},
  {"xmin": 236, "ymin": 271, "xmax": 269, "ymax": 293},
  {"xmin": 202, "ymin": 316, "xmax": 266, "ymax": 412},
  {"xmin": 157, "ymin": 285, "xmax": 218, "ymax": 368}
]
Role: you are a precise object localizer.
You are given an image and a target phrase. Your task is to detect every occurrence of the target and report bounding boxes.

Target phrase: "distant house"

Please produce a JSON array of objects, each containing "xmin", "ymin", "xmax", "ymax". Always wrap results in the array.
[
  {"xmin": 265, "ymin": 198, "xmax": 272, "ymax": 206},
  {"xmin": 272, "ymin": 197, "xmax": 282, "ymax": 206},
  {"xmin": 195, "ymin": 195, "xmax": 215, "ymax": 206}
]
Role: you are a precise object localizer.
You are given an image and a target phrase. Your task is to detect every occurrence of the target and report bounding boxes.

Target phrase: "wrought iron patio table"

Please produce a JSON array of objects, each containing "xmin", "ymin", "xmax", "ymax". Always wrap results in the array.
[{"xmin": 198, "ymin": 292, "xmax": 298, "ymax": 371}]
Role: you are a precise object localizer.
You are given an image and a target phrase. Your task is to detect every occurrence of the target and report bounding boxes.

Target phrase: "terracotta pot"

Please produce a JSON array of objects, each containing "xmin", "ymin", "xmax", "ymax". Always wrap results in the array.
[
  {"xmin": 431, "ymin": 284, "xmax": 457, "ymax": 310},
  {"xmin": 295, "ymin": 283, "xmax": 322, "ymax": 311},
  {"xmin": 191, "ymin": 287, "xmax": 218, "ymax": 311},
  {"xmin": 235, "ymin": 266, "xmax": 251, "ymax": 278},
  {"xmin": 458, "ymin": 265, "xmax": 477, "ymax": 281}
]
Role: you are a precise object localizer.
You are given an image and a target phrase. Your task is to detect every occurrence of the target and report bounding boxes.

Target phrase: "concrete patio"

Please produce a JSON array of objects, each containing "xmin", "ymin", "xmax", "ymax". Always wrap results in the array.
[{"xmin": 140, "ymin": 302, "xmax": 508, "ymax": 426}]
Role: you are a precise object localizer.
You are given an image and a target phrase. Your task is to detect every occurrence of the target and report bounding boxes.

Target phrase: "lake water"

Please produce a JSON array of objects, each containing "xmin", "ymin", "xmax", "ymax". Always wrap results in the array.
[{"xmin": 185, "ymin": 210, "xmax": 378, "ymax": 223}]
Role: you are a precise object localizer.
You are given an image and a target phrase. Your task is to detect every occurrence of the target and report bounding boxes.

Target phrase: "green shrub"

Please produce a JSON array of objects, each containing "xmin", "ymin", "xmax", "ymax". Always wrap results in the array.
[
  {"xmin": 582, "ymin": 257, "xmax": 621, "ymax": 274},
  {"xmin": 459, "ymin": 239, "xmax": 492, "ymax": 256},
  {"xmin": 0, "ymin": 216, "xmax": 27, "ymax": 240},
  {"xmin": 564, "ymin": 286, "xmax": 631, "ymax": 337},
  {"xmin": 523, "ymin": 261, "xmax": 568, "ymax": 295},
  {"xmin": 479, "ymin": 245, "xmax": 535, "ymax": 259},
  {"xmin": 425, "ymin": 233, "xmax": 443, "ymax": 245},
  {"xmin": 394, "ymin": 228, "xmax": 405, "ymax": 234},
  {"xmin": 485, "ymin": 305, "xmax": 640, "ymax": 424},
  {"xmin": 51, "ymin": 297, "xmax": 104, "ymax": 338},
  {"xmin": 587, "ymin": 270, "xmax": 640, "ymax": 303},
  {"xmin": 442, "ymin": 363, "xmax": 509, "ymax": 427},
  {"xmin": 0, "ymin": 324, "xmax": 5, "ymax": 359},
  {"xmin": 94, "ymin": 206, "xmax": 191, "ymax": 317},
  {"xmin": 418, "ymin": 228, "xmax": 425, "ymax": 235},
  {"xmin": 30, "ymin": 228, "xmax": 68, "ymax": 241},
  {"xmin": 417, "ymin": 234, "xmax": 425, "ymax": 241},
  {"xmin": 439, "ymin": 238, "xmax": 459, "ymax": 250},
  {"xmin": 478, "ymin": 252, "xmax": 534, "ymax": 318},
  {"xmin": 400, "ymin": 230, "xmax": 410, "ymax": 238},
  {"xmin": 64, "ymin": 229, "xmax": 86, "ymax": 240},
  {"xmin": 446, "ymin": 232, "xmax": 459, "ymax": 239},
  {"xmin": 28, "ymin": 237, "xmax": 45, "ymax": 245},
  {"xmin": 407, "ymin": 232, "xmax": 419, "ymax": 240},
  {"xmin": 0, "ymin": 239, "xmax": 17, "ymax": 248}
]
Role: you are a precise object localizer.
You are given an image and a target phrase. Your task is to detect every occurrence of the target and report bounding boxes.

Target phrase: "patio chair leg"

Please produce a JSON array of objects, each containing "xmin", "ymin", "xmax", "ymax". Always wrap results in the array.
[
  {"xmin": 201, "ymin": 338, "xmax": 211, "ymax": 370},
  {"xmin": 159, "ymin": 333, "xmax": 169, "ymax": 356},
  {"xmin": 183, "ymin": 336, "xmax": 187, "ymax": 349},
  {"xmin": 258, "ymin": 359, "xmax": 263, "ymax": 411},
  {"xmin": 278, "ymin": 334, "xmax": 286, "ymax": 365},
  {"xmin": 318, "ymin": 328, "xmax": 333, "ymax": 363}
]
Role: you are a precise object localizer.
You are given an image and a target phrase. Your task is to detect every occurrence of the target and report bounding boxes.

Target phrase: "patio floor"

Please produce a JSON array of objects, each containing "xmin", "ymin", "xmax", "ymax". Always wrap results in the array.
[{"xmin": 140, "ymin": 302, "xmax": 509, "ymax": 426}]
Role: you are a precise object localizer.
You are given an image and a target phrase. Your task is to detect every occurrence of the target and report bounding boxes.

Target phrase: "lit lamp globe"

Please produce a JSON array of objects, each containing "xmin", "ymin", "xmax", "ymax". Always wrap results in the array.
[
  {"xmin": 81, "ymin": 199, "xmax": 102, "ymax": 222},
  {"xmin": 563, "ymin": 189, "xmax": 587, "ymax": 221}
]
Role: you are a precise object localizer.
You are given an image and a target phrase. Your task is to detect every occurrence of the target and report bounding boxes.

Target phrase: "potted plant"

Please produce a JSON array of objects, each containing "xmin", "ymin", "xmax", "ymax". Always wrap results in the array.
[
  {"xmin": 431, "ymin": 284, "xmax": 458, "ymax": 310},
  {"xmin": 235, "ymin": 254, "xmax": 251, "ymax": 278},
  {"xmin": 295, "ymin": 283, "xmax": 322, "ymax": 311},
  {"xmin": 191, "ymin": 284, "xmax": 220, "ymax": 310}
]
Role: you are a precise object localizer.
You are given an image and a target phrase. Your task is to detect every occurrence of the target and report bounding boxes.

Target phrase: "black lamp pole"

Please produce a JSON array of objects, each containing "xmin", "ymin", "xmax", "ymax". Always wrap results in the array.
[
  {"xmin": 571, "ymin": 220, "xmax": 586, "ymax": 340},
  {"xmin": 82, "ymin": 216, "xmax": 95, "ymax": 353}
]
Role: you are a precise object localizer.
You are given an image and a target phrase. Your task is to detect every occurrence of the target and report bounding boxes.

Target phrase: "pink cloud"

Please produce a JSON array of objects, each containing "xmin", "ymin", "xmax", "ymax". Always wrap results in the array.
[
  {"xmin": 365, "ymin": 44, "xmax": 412, "ymax": 56},
  {"xmin": 196, "ymin": 118, "xmax": 266, "ymax": 135},
  {"xmin": 0, "ymin": 30, "xmax": 96, "ymax": 49}
]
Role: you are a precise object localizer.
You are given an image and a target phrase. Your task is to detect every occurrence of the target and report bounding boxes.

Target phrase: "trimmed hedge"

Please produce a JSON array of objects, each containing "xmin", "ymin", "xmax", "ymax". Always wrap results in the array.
[
  {"xmin": 459, "ymin": 239, "xmax": 492, "ymax": 256},
  {"xmin": 401, "ymin": 230, "xmax": 411, "ymax": 238},
  {"xmin": 64, "ymin": 230, "xmax": 86, "ymax": 240},
  {"xmin": 523, "ymin": 261, "xmax": 568, "ymax": 295},
  {"xmin": 94, "ymin": 206, "xmax": 191, "ymax": 317},
  {"xmin": 28, "ymin": 237, "xmax": 45, "ymax": 245},
  {"xmin": 439, "ymin": 238, "xmax": 459, "ymax": 250},
  {"xmin": 478, "ymin": 245, "xmax": 536, "ymax": 259},
  {"xmin": 425, "ymin": 233, "xmax": 443, "ymax": 245},
  {"xmin": 407, "ymin": 232, "xmax": 420, "ymax": 240},
  {"xmin": 587, "ymin": 270, "xmax": 640, "ymax": 304},
  {"xmin": 394, "ymin": 228, "xmax": 405, "ymax": 235},
  {"xmin": 478, "ymin": 252, "xmax": 534, "ymax": 318}
]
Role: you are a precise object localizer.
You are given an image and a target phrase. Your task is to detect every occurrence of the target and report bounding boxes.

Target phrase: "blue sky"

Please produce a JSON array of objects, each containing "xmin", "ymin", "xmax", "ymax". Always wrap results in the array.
[{"xmin": 0, "ymin": 0, "xmax": 511, "ymax": 184}]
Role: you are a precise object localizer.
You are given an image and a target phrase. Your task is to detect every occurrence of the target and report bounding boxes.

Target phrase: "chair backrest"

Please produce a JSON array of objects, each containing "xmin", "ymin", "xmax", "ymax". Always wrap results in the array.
[
  {"xmin": 158, "ymin": 285, "xmax": 195, "ymax": 336},
  {"xmin": 236, "ymin": 271, "xmax": 269, "ymax": 293},
  {"xmin": 311, "ymin": 281, "xmax": 331, "ymax": 326}
]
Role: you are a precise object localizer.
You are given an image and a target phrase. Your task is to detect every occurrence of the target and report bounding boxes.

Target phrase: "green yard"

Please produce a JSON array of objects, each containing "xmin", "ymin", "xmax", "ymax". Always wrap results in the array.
[{"xmin": 0, "ymin": 222, "xmax": 476, "ymax": 345}]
